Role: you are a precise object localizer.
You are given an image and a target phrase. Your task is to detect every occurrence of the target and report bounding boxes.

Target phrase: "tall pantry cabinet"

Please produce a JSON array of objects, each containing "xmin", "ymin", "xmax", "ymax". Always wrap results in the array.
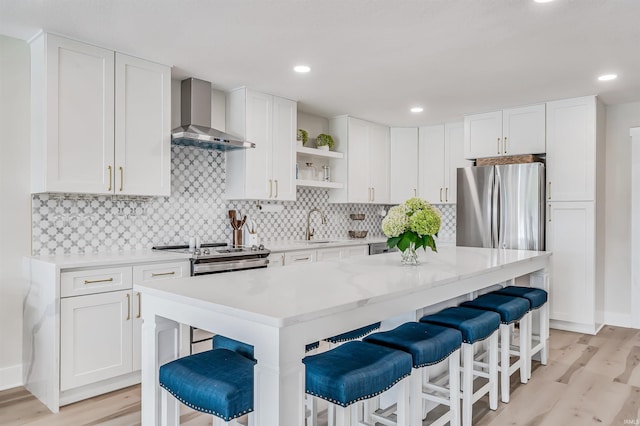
[
  {"xmin": 29, "ymin": 33, "xmax": 171, "ymax": 196},
  {"xmin": 545, "ymin": 96, "xmax": 606, "ymax": 334}
]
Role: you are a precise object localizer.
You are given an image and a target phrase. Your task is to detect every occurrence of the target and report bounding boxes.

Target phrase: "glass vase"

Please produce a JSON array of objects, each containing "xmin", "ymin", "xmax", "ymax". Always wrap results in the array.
[{"xmin": 400, "ymin": 242, "xmax": 419, "ymax": 265}]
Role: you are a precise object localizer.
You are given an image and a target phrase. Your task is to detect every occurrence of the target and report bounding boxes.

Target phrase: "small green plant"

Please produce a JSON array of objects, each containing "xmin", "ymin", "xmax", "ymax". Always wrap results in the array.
[
  {"xmin": 297, "ymin": 129, "xmax": 309, "ymax": 145},
  {"xmin": 315, "ymin": 133, "xmax": 334, "ymax": 149}
]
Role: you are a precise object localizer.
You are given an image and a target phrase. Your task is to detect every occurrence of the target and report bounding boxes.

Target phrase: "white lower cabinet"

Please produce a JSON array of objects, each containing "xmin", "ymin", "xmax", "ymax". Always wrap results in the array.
[
  {"xmin": 267, "ymin": 252, "xmax": 285, "ymax": 267},
  {"xmin": 60, "ymin": 290, "xmax": 134, "ymax": 391},
  {"xmin": 546, "ymin": 201, "xmax": 601, "ymax": 332},
  {"xmin": 57, "ymin": 260, "xmax": 188, "ymax": 398},
  {"xmin": 284, "ymin": 250, "xmax": 317, "ymax": 265}
]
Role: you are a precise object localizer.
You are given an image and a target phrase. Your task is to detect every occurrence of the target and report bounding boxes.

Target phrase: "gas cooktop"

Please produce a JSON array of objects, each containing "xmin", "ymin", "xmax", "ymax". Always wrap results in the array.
[{"xmin": 152, "ymin": 242, "xmax": 269, "ymax": 260}]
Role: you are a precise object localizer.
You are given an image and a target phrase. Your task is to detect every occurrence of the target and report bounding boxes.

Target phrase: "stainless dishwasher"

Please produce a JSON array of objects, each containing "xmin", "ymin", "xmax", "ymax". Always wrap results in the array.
[{"xmin": 368, "ymin": 242, "xmax": 398, "ymax": 255}]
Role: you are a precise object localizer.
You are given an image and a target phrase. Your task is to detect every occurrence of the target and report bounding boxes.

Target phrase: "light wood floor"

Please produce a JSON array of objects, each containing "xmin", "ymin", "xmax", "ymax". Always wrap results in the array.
[{"xmin": 2, "ymin": 326, "xmax": 640, "ymax": 425}]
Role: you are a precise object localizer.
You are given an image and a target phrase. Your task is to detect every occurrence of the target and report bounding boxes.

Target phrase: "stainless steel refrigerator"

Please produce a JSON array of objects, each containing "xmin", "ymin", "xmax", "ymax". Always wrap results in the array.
[{"xmin": 456, "ymin": 163, "xmax": 545, "ymax": 250}]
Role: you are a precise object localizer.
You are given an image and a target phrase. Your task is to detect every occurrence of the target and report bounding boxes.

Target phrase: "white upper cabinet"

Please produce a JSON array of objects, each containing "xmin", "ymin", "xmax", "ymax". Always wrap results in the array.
[
  {"xmin": 419, "ymin": 122, "xmax": 470, "ymax": 204},
  {"xmin": 114, "ymin": 53, "xmax": 171, "ymax": 196},
  {"xmin": 225, "ymin": 88, "xmax": 296, "ymax": 201},
  {"xmin": 328, "ymin": 116, "xmax": 390, "ymax": 204},
  {"xmin": 546, "ymin": 96, "xmax": 599, "ymax": 202},
  {"xmin": 30, "ymin": 33, "xmax": 171, "ymax": 196},
  {"xmin": 390, "ymin": 128, "xmax": 419, "ymax": 204},
  {"xmin": 464, "ymin": 104, "xmax": 545, "ymax": 159}
]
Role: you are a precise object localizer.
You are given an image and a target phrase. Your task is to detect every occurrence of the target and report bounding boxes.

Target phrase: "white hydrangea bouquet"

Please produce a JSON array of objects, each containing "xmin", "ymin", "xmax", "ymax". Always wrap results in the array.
[{"xmin": 382, "ymin": 197, "xmax": 441, "ymax": 264}]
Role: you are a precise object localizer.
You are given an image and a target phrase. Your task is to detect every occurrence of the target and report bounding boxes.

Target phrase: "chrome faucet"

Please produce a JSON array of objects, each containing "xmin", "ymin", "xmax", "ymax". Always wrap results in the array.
[{"xmin": 306, "ymin": 208, "xmax": 327, "ymax": 240}]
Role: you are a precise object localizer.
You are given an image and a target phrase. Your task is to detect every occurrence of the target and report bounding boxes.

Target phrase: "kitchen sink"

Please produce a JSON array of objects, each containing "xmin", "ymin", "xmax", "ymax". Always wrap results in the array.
[{"xmin": 306, "ymin": 239, "xmax": 337, "ymax": 244}]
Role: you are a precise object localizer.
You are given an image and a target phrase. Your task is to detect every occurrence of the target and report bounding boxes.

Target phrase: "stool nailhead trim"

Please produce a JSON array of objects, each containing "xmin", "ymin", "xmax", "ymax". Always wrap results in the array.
[
  {"xmin": 305, "ymin": 372, "xmax": 411, "ymax": 407},
  {"xmin": 160, "ymin": 384, "xmax": 253, "ymax": 421}
]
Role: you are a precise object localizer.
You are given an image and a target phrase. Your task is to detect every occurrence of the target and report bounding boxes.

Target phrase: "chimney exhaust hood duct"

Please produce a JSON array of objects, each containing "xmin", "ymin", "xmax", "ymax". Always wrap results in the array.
[{"xmin": 171, "ymin": 78, "xmax": 254, "ymax": 151}]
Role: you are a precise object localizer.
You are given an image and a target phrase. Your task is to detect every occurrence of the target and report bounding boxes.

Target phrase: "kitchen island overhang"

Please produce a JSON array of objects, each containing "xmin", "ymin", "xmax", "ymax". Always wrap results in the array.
[{"xmin": 136, "ymin": 246, "xmax": 551, "ymax": 426}]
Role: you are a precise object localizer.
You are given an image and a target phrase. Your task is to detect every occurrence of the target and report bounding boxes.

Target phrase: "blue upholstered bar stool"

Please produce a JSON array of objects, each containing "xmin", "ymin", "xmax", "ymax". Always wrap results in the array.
[
  {"xmin": 460, "ymin": 293, "xmax": 530, "ymax": 404},
  {"xmin": 364, "ymin": 322, "xmax": 462, "ymax": 426},
  {"xmin": 492, "ymin": 286, "xmax": 549, "ymax": 379},
  {"xmin": 303, "ymin": 340, "xmax": 413, "ymax": 426},
  {"xmin": 159, "ymin": 348, "xmax": 256, "ymax": 426},
  {"xmin": 420, "ymin": 307, "xmax": 500, "ymax": 426}
]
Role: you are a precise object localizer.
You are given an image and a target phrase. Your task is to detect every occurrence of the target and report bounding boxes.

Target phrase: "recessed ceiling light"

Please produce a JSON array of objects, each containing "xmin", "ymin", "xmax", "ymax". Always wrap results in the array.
[
  {"xmin": 410, "ymin": 107, "xmax": 424, "ymax": 113},
  {"xmin": 534, "ymin": 0, "xmax": 554, "ymax": 3},
  {"xmin": 294, "ymin": 65, "xmax": 311, "ymax": 73},
  {"xmin": 598, "ymin": 74, "xmax": 618, "ymax": 81}
]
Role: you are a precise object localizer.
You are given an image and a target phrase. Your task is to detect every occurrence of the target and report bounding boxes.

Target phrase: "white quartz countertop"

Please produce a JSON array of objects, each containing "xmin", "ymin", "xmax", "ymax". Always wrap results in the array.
[
  {"xmin": 28, "ymin": 249, "xmax": 191, "ymax": 269},
  {"xmin": 265, "ymin": 236, "xmax": 387, "ymax": 252},
  {"xmin": 135, "ymin": 246, "xmax": 551, "ymax": 328}
]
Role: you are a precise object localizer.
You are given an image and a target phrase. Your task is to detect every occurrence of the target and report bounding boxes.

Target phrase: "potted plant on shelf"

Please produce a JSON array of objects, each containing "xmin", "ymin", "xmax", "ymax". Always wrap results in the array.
[
  {"xmin": 297, "ymin": 129, "xmax": 309, "ymax": 147},
  {"xmin": 315, "ymin": 133, "xmax": 334, "ymax": 151}
]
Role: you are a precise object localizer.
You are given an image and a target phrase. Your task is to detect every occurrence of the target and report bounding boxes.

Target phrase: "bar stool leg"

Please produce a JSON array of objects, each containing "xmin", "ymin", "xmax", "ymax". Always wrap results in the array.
[
  {"xmin": 519, "ymin": 313, "xmax": 529, "ymax": 384},
  {"xmin": 335, "ymin": 405, "xmax": 351, "ymax": 426},
  {"xmin": 488, "ymin": 332, "xmax": 499, "ymax": 410},
  {"xmin": 449, "ymin": 349, "xmax": 461, "ymax": 426},
  {"xmin": 328, "ymin": 404, "xmax": 335, "ymax": 426},
  {"xmin": 499, "ymin": 324, "xmax": 510, "ymax": 403},
  {"xmin": 397, "ymin": 376, "xmax": 410, "ymax": 426},
  {"xmin": 462, "ymin": 343, "xmax": 474, "ymax": 426},
  {"xmin": 540, "ymin": 303, "xmax": 549, "ymax": 365},
  {"xmin": 410, "ymin": 369, "xmax": 422, "ymax": 426},
  {"xmin": 161, "ymin": 388, "xmax": 179, "ymax": 426}
]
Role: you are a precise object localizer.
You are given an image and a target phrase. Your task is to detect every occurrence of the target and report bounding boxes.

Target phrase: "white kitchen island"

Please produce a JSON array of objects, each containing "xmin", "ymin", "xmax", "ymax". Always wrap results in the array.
[{"xmin": 135, "ymin": 246, "xmax": 551, "ymax": 426}]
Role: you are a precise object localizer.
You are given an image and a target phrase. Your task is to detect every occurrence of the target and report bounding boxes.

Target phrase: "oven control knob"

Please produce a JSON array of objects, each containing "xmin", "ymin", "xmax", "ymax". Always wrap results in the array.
[
  {"xmin": 202, "ymin": 248, "xmax": 210, "ymax": 255},
  {"xmin": 250, "ymin": 245, "xmax": 258, "ymax": 251},
  {"xmin": 194, "ymin": 249, "xmax": 201, "ymax": 255},
  {"xmin": 258, "ymin": 244, "xmax": 265, "ymax": 251}
]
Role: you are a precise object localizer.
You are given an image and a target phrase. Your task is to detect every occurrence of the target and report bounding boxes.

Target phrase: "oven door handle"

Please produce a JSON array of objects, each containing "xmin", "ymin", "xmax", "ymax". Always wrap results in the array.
[{"xmin": 192, "ymin": 258, "xmax": 270, "ymax": 275}]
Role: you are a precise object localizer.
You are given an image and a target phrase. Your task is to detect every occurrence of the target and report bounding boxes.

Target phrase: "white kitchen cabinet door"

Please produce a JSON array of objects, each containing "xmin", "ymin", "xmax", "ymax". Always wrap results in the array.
[
  {"xmin": 368, "ymin": 123, "xmax": 390, "ymax": 204},
  {"xmin": 444, "ymin": 122, "xmax": 470, "ymax": 204},
  {"xmin": 284, "ymin": 250, "xmax": 316, "ymax": 265},
  {"xmin": 60, "ymin": 290, "xmax": 133, "ymax": 391},
  {"xmin": 390, "ymin": 128, "xmax": 418, "ymax": 204},
  {"xmin": 546, "ymin": 96, "xmax": 596, "ymax": 202},
  {"xmin": 226, "ymin": 89, "xmax": 297, "ymax": 200},
  {"xmin": 546, "ymin": 201, "xmax": 595, "ymax": 327},
  {"xmin": 316, "ymin": 247, "xmax": 342, "ymax": 262},
  {"xmin": 464, "ymin": 110, "xmax": 502, "ymax": 159},
  {"xmin": 418, "ymin": 125, "xmax": 446, "ymax": 203},
  {"xmin": 271, "ymin": 96, "xmax": 297, "ymax": 201},
  {"xmin": 115, "ymin": 53, "xmax": 171, "ymax": 196},
  {"xmin": 341, "ymin": 245, "xmax": 369, "ymax": 258},
  {"xmin": 31, "ymin": 33, "xmax": 115, "ymax": 194},
  {"xmin": 347, "ymin": 118, "xmax": 371, "ymax": 203},
  {"xmin": 502, "ymin": 104, "xmax": 545, "ymax": 156}
]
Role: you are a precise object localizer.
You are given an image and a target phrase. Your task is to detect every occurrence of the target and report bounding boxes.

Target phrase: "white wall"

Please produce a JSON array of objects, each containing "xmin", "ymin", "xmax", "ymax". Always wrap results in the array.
[
  {"xmin": 298, "ymin": 111, "xmax": 330, "ymax": 146},
  {"xmin": 0, "ymin": 35, "xmax": 31, "ymax": 389},
  {"xmin": 604, "ymin": 101, "xmax": 640, "ymax": 326}
]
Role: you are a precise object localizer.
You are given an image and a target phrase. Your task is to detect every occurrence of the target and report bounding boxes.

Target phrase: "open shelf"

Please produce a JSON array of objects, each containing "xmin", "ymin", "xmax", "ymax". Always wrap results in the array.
[
  {"xmin": 296, "ymin": 179, "xmax": 344, "ymax": 189},
  {"xmin": 296, "ymin": 146, "xmax": 344, "ymax": 159}
]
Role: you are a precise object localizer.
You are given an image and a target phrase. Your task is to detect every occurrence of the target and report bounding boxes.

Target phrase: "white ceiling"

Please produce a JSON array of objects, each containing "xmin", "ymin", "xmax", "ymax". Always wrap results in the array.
[{"xmin": 2, "ymin": 0, "xmax": 640, "ymax": 127}]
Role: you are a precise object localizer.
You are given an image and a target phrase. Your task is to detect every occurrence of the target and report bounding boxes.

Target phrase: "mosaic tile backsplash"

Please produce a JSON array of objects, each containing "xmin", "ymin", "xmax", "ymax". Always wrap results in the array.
[{"xmin": 31, "ymin": 146, "xmax": 456, "ymax": 255}]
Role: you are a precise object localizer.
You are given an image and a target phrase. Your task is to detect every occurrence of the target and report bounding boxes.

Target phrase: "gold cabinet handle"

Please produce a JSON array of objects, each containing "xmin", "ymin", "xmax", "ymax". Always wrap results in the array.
[
  {"xmin": 413, "ymin": 188, "xmax": 417, "ymax": 197},
  {"xmin": 83, "ymin": 277, "xmax": 113, "ymax": 285},
  {"xmin": 504, "ymin": 136, "xmax": 508, "ymax": 154},
  {"xmin": 268, "ymin": 180, "xmax": 273, "ymax": 198},
  {"xmin": 119, "ymin": 166, "xmax": 124, "ymax": 192},
  {"xmin": 372, "ymin": 187, "xmax": 375, "ymax": 202},
  {"xmin": 445, "ymin": 187, "xmax": 449, "ymax": 202},
  {"xmin": 548, "ymin": 181, "xmax": 551, "ymax": 200},
  {"xmin": 497, "ymin": 137, "xmax": 501, "ymax": 154},
  {"xmin": 107, "ymin": 166, "xmax": 112, "ymax": 191},
  {"xmin": 274, "ymin": 180, "xmax": 279, "ymax": 198},
  {"xmin": 440, "ymin": 188, "xmax": 443, "ymax": 202},
  {"xmin": 126, "ymin": 293, "xmax": 131, "ymax": 320},
  {"xmin": 136, "ymin": 292, "xmax": 141, "ymax": 319},
  {"xmin": 296, "ymin": 257, "xmax": 310, "ymax": 261},
  {"xmin": 548, "ymin": 204, "xmax": 551, "ymax": 222},
  {"xmin": 151, "ymin": 271, "xmax": 175, "ymax": 277}
]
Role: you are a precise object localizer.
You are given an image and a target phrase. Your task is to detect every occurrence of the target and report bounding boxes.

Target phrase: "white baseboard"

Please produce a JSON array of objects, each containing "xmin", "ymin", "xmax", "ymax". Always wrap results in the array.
[
  {"xmin": 604, "ymin": 312, "xmax": 634, "ymax": 328},
  {"xmin": 0, "ymin": 363, "xmax": 23, "ymax": 391}
]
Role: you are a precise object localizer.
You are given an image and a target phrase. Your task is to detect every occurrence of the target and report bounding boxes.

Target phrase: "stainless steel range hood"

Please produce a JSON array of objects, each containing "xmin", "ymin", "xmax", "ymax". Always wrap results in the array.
[{"xmin": 171, "ymin": 78, "xmax": 254, "ymax": 151}]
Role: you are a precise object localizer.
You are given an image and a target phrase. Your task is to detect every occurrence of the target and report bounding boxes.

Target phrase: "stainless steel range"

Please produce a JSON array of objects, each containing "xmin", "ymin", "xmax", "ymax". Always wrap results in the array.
[
  {"xmin": 152, "ymin": 242, "xmax": 271, "ymax": 352},
  {"xmin": 152, "ymin": 242, "xmax": 271, "ymax": 276}
]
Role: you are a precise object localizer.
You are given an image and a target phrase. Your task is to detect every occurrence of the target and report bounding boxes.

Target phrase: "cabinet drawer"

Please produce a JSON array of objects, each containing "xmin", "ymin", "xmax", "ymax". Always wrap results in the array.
[
  {"xmin": 61, "ymin": 267, "xmax": 132, "ymax": 298},
  {"xmin": 132, "ymin": 261, "xmax": 190, "ymax": 285},
  {"xmin": 342, "ymin": 245, "xmax": 369, "ymax": 258},
  {"xmin": 284, "ymin": 250, "xmax": 316, "ymax": 265},
  {"xmin": 267, "ymin": 252, "xmax": 285, "ymax": 267}
]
